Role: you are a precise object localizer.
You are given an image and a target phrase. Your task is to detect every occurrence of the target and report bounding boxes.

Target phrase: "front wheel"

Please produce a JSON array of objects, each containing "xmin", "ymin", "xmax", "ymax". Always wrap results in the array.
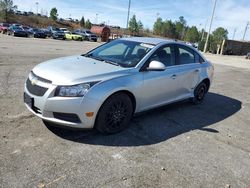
[
  {"xmin": 191, "ymin": 82, "xmax": 207, "ymax": 104},
  {"xmin": 95, "ymin": 93, "xmax": 133, "ymax": 134}
]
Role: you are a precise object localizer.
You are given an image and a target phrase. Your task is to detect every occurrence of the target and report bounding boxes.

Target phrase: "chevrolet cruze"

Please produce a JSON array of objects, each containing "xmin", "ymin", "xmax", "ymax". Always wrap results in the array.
[{"xmin": 24, "ymin": 37, "xmax": 214, "ymax": 134}]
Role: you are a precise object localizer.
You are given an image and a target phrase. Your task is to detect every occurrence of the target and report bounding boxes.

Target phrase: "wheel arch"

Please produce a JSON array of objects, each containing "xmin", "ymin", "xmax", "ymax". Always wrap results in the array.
[
  {"xmin": 102, "ymin": 90, "xmax": 137, "ymax": 113},
  {"xmin": 201, "ymin": 78, "xmax": 210, "ymax": 92},
  {"xmin": 93, "ymin": 89, "xmax": 137, "ymax": 130}
]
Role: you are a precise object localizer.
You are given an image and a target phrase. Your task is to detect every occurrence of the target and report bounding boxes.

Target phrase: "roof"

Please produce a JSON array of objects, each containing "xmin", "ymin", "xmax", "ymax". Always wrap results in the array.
[
  {"xmin": 121, "ymin": 37, "xmax": 173, "ymax": 45},
  {"xmin": 91, "ymin": 26, "xmax": 110, "ymax": 34}
]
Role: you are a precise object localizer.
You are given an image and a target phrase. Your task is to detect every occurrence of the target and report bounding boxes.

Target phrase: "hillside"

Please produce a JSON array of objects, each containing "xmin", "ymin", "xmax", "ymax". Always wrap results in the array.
[{"xmin": 0, "ymin": 13, "xmax": 80, "ymax": 30}]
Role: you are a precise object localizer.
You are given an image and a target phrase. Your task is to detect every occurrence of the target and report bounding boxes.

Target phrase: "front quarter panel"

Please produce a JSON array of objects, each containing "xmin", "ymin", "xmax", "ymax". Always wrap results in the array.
[{"xmin": 83, "ymin": 71, "xmax": 143, "ymax": 116}]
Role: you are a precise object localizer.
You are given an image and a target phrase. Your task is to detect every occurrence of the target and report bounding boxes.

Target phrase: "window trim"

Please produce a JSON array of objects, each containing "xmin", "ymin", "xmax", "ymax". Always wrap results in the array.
[
  {"xmin": 140, "ymin": 44, "xmax": 176, "ymax": 71},
  {"xmin": 176, "ymin": 44, "xmax": 197, "ymax": 65}
]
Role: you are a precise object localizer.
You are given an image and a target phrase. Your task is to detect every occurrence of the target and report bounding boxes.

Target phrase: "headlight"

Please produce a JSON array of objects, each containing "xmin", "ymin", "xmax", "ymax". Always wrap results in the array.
[{"xmin": 56, "ymin": 82, "xmax": 99, "ymax": 97}]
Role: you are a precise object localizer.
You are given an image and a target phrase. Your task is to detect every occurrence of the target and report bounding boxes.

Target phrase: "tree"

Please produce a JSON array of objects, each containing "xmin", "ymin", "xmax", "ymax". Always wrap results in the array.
[
  {"xmin": 85, "ymin": 19, "xmax": 92, "ymax": 29},
  {"xmin": 162, "ymin": 20, "xmax": 176, "ymax": 38},
  {"xmin": 50, "ymin": 7, "xmax": 57, "ymax": 21},
  {"xmin": 212, "ymin": 27, "xmax": 228, "ymax": 45},
  {"xmin": 175, "ymin": 16, "xmax": 187, "ymax": 40},
  {"xmin": 137, "ymin": 20, "xmax": 143, "ymax": 31},
  {"xmin": 153, "ymin": 17, "xmax": 163, "ymax": 35},
  {"xmin": 0, "ymin": 0, "xmax": 17, "ymax": 22},
  {"xmin": 128, "ymin": 15, "xmax": 138, "ymax": 35},
  {"xmin": 80, "ymin": 16, "xmax": 85, "ymax": 27},
  {"xmin": 185, "ymin": 26, "xmax": 199, "ymax": 43},
  {"xmin": 179, "ymin": 16, "xmax": 187, "ymax": 26}
]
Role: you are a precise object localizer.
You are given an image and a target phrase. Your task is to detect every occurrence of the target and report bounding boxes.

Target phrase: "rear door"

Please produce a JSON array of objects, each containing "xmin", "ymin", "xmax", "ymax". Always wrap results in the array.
[{"xmin": 175, "ymin": 44, "xmax": 202, "ymax": 98}]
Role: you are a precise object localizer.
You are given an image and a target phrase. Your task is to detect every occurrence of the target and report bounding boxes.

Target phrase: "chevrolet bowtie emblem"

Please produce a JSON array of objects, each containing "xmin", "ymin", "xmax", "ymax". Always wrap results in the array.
[{"xmin": 31, "ymin": 77, "xmax": 38, "ymax": 85}]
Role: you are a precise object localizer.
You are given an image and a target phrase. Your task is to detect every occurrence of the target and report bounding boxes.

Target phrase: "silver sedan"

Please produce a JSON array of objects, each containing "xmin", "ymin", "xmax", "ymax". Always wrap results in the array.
[{"xmin": 24, "ymin": 37, "xmax": 214, "ymax": 134}]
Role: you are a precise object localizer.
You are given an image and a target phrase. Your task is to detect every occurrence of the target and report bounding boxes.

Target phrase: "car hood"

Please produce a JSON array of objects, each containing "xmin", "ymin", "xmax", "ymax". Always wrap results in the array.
[{"xmin": 32, "ymin": 55, "xmax": 128, "ymax": 85}]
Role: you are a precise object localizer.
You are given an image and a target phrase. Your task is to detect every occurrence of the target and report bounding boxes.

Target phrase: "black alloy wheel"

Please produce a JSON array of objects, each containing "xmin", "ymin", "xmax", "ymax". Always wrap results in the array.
[
  {"xmin": 192, "ymin": 82, "xmax": 207, "ymax": 104},
  {"xmin": 95, "ymin": 93, "xmax": 133, "ymax": 134}
]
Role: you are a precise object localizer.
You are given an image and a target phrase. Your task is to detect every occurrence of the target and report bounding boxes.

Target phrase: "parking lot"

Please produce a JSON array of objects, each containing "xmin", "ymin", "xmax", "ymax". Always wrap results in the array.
[{"xmin": 1, "ymin": 34, "xmax": 250, "ymax": 188}]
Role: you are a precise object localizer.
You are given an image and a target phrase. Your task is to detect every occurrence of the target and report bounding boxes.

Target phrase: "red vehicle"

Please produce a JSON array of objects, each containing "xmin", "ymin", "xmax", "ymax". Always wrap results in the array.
[{"xmin": 0, "ymin": 23, "xmax": 10, "ymax": 34}]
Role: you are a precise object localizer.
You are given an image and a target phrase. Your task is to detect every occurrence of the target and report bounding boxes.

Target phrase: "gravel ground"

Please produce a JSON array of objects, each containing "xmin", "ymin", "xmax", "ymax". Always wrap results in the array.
[{"xmin": 0, "ymin": 34, "xmax": 250, "ymax": 188}]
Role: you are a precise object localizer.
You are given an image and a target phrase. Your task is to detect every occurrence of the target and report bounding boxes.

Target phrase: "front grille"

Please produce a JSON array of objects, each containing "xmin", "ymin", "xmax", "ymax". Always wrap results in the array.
[
  {"xmin": 53, "ymin": 112, "xmax": 81, "ymax": 123},
  {"xmin": 26, "ymin": 78, "xmax": 48, "ymax": 96}
]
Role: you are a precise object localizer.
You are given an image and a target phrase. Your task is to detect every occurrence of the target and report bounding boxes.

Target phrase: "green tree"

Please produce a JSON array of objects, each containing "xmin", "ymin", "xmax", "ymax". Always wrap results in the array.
[
  {"xmin": 153, "ymin": 17, "xmax": 163, "ymax": 35},
  {"xmin": 137, "ymin": 20, "xmax": 143, "ymax": 31},
  {"xmin": 162, "ymin": 20, "xmax": 176, "ymax": 38},
  {"xmin": 85, "ymin": 19, "xmax": 92, "ymax": 29},
  {"xmin": 175, "ymin": 16, "xmax": 187, "ymax": 40},
  {"xmin": 0, "ymin": 0, "xmax": 17, "ymax": 22},
  {"xmin": 80, "ymin": 16, "xmax": 85, "ymax": 27},
  {"xmin": 128, "ymin": 15, "xmax": 138, "ymax": 35},
  {"xmin": 185, "ymin": 26, "xmax": 199, "ymax": 43},
  {"xmin": 137, "ymin": 20, "xmax": 143, "ymax": 35},
  {"xmin": 50, "ymin": 7, "xmax": 57, "ymax": 21},
  {"xmin": 212, "ymin": 27, "xmax": 228, "ymax": 45}
]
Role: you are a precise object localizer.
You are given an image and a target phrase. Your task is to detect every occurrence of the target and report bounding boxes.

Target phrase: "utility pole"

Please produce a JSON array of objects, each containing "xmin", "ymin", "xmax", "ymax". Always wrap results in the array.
[
  {"xmin": 203, "ymin": 0, "xmax": 218, "ymax": 53},
  {"xmin": 36, "ymin": 2, "xmax": 39, "ymax": 14},
  {"xmin": 232, "ymin": 28, "xmax": 236, "ymax": 40},
  {"xmin": 201, "ymin": 18, "xmax": 208, "ymax": 41},
  {"xmin": 126, "ymin": 0, "xmax": 131, "ymax": 29},
  {"xmin": 95, "ymin": 13, "xmax": 98, "ymax": 24},
  {"xmin": 242, "ymin": 21, "xmax": 250, "ymax": 41}
]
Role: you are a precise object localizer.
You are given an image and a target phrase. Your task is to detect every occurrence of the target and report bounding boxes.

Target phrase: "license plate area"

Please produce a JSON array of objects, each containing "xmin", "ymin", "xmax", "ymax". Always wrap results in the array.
[{"xmin": 24, "ymin": 92, "xmax": 34, "ymax": 108}]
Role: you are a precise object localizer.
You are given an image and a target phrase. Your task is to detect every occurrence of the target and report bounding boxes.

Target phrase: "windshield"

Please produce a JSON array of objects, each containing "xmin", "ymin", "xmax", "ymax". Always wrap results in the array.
[
  {"xmin": 85, "ymin": 39, "xmax": 154, "ymax": 68},
  {"xmin": 14, "ymin": 26, "xmax": 23, "ymax": 31}
]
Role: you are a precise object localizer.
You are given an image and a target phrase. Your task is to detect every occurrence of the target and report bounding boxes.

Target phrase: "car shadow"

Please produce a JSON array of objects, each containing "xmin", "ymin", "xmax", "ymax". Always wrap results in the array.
[{"xmin": 46, "ymin": 92, "xmax": 241, "ymax": 147}]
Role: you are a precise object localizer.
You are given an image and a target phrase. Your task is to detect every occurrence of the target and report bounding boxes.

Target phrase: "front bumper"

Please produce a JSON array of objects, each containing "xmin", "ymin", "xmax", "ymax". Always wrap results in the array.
[
  {"xmin": 14, "ymin": 32, "xmax": 27, "ymax": 37},
  {"xmin": 24, "ymin": 74, "xmax": 100, "ymax": 129}
]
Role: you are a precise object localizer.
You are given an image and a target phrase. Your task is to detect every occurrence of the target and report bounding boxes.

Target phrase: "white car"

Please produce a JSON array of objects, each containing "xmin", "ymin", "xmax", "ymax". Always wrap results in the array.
[{"xmin": 24, "ymin": 37, "xmax": 214, "ymax": 134}]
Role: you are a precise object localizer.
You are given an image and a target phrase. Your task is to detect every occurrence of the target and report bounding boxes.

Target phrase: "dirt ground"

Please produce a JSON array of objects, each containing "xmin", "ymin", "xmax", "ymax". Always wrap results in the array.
[{"xmin": 0, "ymin": 34, "xmax": 250, "ymax": 188}]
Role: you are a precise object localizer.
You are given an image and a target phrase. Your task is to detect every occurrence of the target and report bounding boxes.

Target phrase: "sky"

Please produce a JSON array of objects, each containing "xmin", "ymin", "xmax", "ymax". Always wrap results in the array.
[{"xmin": 13, "ymin": 0, "xmax": 250, "ymax": 41}]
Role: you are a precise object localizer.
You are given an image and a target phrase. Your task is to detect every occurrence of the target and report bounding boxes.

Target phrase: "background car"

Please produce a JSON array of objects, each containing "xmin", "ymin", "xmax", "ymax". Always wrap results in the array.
[
  {"xmin": 7, "ymin": 26, "xmax": 28, "ymax": 37},
  {"xmin": 60, "ymin": 28, "xmax": 70, "ymax": 33},
  {"xmin": 65, "ymin": 31, "xmax": 83, "ymax": 41},
  {"xmin": 0, "ymin": 23, "xmax": 10, "ymax": 34},
  {"xmin": 28, "ymin": 28, "xmax": 47, "ymax": 38},
  {"xmin": 74, "ymin": 29, "xmax": 97, "ymax": 42},
  {"xmin": 47, "ymin": 26, "xmax": 61, "ymax": 35},
  {"xmin": 41, "ymin": 29, "xmax": 52, "ymax": 38},
  {"xmin": 246, "ymin": 52, "xmax": 250, "ymax": 59},
  {"xmin": 52, "ymin": 31, "xmax": 65, "ymax": 40}
]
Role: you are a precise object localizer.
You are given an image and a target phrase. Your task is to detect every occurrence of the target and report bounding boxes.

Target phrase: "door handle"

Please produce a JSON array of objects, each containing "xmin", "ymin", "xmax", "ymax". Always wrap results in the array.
[
  {"xmin": 194, "ymin": 69, "xmax": 200, "ymax": 72},
  {"xmin": 171, "ymin": 74, "xmax": 177, "ymax": 79}
]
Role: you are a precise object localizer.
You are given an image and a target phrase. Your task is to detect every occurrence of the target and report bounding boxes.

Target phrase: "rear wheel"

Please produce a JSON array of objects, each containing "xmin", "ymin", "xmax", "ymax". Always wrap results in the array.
[
  {"xmin": 191, "ymin": 82, "xmax": 207, "ymax": 104},
  {"xmin": 95, "ymin": 93, "xmax": 133, "ymax": 134}
]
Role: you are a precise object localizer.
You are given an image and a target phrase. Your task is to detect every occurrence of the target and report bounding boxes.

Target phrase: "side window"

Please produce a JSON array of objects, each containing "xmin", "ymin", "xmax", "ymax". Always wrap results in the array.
[
  {"xmin": 149, "ymin": 45, "xmax": 175, "ymax": 67},
  {"xmin": 178, "ymin": 45, "xmax": 195, "ymax": 65},
  {"xmin": 194, "ymin": 52, "xmax": 205, "ymax": 63}
]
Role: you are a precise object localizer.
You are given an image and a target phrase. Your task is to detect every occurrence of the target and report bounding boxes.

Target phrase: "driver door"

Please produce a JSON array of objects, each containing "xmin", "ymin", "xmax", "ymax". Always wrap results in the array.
[{"xmin": 139, "ymin": 45, "xmax": 182, "ymax": 111}]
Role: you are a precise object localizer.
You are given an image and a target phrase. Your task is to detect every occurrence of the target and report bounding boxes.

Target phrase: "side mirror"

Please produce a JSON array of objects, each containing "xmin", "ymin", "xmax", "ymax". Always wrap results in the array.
[{"xmin": 147, "ymin": 61, "xmax": 166, "ymax": 71}]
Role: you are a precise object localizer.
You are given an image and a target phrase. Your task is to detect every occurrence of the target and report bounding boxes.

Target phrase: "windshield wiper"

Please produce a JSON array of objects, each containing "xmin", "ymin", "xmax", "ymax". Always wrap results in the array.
[
  {"xmin": 84, "ymin": 54, "xmax": 120, "ymax": 66},
  {"xmin": 104, "ymin": 60, "xmax": 120, "ymax": 67},
  {"xmin": 84, "ymin": 54, "xmax": 104, "ymax": 61}
]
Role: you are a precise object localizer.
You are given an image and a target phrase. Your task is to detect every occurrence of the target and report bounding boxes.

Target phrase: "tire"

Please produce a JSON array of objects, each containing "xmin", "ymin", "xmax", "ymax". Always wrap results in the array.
[
  {"xmin": 95, "ymin": 93, "xmax": 133, "ymax": 134},
  {"xmin": 191, "ymin": 82, "xmax": 207, "ymax": 104}
]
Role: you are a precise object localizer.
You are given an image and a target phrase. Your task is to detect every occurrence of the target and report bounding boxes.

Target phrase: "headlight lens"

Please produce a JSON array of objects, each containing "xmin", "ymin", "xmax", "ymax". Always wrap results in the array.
[{"xmin": 57, "ymin": 82, "xmax": 98, "ymax": 97}]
